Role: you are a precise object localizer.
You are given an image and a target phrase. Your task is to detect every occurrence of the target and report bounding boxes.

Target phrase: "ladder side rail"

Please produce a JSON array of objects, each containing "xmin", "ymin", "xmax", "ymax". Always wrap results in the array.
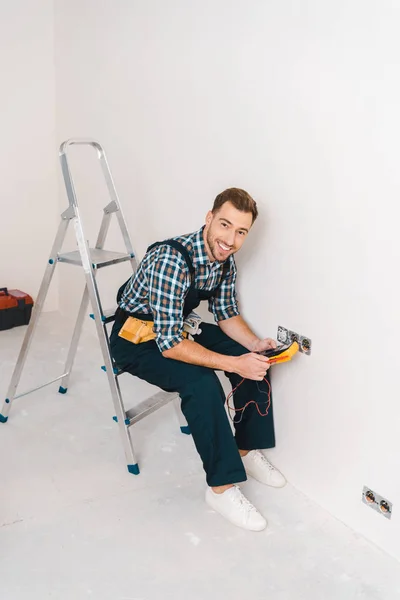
[
  {"xmin": 98, "ymin": 151, "xmax": 138, "ymax": 269},
  {"xmin": 1, "ymin": 215, "xmax": 71, "ymax": 419},
  {"xmin": 65, "ymin": 166, "xmax": 136, "ymax": 465},
  {"xmin": 59, "ymin": 203, "xmax": 117, "ymax": 393},
  {"xmin": 59, "ymin": 138, "xmax": 139, "ymax": 269}
]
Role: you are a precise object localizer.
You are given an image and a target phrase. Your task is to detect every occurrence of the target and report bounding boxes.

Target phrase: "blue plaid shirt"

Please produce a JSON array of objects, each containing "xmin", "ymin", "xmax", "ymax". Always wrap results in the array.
[{"xmin": 120, "ymin": 226, "xmax": 240, "ymax": 352}]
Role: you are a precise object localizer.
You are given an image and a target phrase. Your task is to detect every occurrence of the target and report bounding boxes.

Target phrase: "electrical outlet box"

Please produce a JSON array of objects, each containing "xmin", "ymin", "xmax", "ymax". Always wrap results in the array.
[
  {"xmin": 362, "ymin": 486, "xmax": 392, "ymax": 520},
  {"xmin": 277, "ymin": 326, "xmax": 312, "ymax": 355}
]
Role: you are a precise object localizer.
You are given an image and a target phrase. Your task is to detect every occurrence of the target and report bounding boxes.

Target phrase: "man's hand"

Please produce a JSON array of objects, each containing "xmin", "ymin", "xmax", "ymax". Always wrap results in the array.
[
  {"xmin": 251, "ymin": 338, "xmax": 278, "ymax": 354},
  {"xmin": 232, "ymin": 353, "xmax": 271, "ymax": 381},
  {"xmin": 162, "ymin": 334, "xmax": 276, "ymax": 381}
]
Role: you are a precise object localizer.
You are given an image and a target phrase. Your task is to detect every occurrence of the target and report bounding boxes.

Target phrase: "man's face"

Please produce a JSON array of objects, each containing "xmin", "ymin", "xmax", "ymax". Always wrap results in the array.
[{"xmin": 203, "ymin": 201, "xmax": 253, "ymax": 262}]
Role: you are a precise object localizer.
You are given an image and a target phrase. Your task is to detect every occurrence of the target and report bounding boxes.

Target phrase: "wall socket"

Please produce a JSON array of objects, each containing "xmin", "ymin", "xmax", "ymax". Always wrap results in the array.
[
  {"xmin": 362, "ymin": 486, "xmax": 392, "ymax": 520},
  {"xmin": 277, "ymin": 326, "xmax": 312, "ymax": 355}
]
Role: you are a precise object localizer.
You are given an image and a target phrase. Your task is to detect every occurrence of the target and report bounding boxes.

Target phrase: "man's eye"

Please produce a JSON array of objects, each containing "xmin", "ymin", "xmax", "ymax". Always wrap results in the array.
[{"xmin": 221, "ymin": 222, "xmax": 227, "ymax": 228}]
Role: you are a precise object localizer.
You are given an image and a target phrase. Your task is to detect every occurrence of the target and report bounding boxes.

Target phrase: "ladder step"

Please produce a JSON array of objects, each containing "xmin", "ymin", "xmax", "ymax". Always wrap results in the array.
[
  {"xmin": 58, "ymin": 248, "xmax": 133, "ymax": 269},
  {"xmin": 125, "ymin": 391, "xmax": 178, "ymax": 427}
]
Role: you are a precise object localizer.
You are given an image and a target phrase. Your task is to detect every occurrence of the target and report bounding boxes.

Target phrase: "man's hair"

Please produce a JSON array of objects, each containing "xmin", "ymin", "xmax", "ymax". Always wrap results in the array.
[{"xmin": 212, "ymin": 188, "xmax": 258, "ymax": 224}]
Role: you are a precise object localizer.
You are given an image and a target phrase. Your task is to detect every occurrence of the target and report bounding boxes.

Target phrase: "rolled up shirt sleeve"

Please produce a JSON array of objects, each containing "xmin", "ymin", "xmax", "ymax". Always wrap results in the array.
[
  {"xmin": 146, "ymin": 245, "xmax": 191, "ymax": 352},
  {"xmin": 208, "ymin": 259, "xmax": 240, "ymax": 322}
]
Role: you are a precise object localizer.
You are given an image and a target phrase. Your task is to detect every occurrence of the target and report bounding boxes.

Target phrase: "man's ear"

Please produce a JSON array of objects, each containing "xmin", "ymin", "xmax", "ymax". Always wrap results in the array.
[{"xmin": 205, "ymin": 210, "xmax": 213, "ymax": 226}]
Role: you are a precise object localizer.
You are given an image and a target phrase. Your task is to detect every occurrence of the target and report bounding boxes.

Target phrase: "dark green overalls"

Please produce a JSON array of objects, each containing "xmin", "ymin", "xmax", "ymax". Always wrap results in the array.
[{"xmin": 110, "ymin": 240, "xmax": 276, "ymax": 487}]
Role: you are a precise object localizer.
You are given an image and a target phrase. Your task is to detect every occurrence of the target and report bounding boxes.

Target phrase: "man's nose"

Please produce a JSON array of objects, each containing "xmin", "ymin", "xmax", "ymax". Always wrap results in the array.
[{"xmin": 224, "ymin": 231, "xmax": 235, "ymax": 247}]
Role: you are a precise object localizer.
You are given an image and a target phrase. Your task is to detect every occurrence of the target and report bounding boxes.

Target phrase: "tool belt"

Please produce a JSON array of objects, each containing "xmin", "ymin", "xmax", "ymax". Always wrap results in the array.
[
  {"xmin": 118, "ymin": 316, "xmax": 160, "ymax": 344},
  {"xmin": 116, "ymin": 309, "xmax": 201, "ymax": 345},
  {"xmin": 118, "ymin": 315, "xmax": 190, "ymax": 345}
]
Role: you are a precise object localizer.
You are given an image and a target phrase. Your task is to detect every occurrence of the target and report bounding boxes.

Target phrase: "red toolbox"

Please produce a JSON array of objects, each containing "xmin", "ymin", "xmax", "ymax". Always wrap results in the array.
[{"xmin": 0, "ymin": 288, "xmax": 34, "ymax": 331}]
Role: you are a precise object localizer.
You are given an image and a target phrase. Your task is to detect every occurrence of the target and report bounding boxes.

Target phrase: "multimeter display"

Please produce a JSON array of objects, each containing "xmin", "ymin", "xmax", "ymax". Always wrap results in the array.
[
  {"xmin": 259, "ymin": 341, "xmax": 299, "ymax": 364},
  {"xmin": 260, "ymin": 343, "xmax": 293, "ymax": 358}
]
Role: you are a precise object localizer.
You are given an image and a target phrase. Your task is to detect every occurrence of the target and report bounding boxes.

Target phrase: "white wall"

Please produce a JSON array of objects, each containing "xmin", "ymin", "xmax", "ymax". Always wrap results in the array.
[
  {"xmin": 0, "ymin": 1, "xmax": 58, "ymax": 311},
  {"xmin": 54, "ymin": 0, "xmax": 400, "ymax": 560}
]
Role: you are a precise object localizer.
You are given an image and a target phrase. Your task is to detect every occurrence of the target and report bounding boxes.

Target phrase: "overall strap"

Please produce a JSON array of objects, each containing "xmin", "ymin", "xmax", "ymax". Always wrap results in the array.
[
  {"xmin": 147, "ymin": 240, "xmax": 195, "ymax": 277},
  {"xmin": 148, "ymin": 240, "xmax": 231, "ymax": 288},
  {"xmin": 117, "ymin": 240, "xmax": 196, "ymax": 305}
]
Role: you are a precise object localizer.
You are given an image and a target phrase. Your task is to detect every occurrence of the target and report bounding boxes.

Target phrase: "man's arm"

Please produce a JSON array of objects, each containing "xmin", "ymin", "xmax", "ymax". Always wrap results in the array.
[
  {"xmin": 162, "ymin": 338, "xmax": 235, "ymax": 371},
  {"xmin": 208, "ymin": 259, "xmax": 274, "ymax": 352},
  {"xmin": 147, "ymin": 247, "xmax": 270, "ymax": 379},
  {"xmin": 218, "ymin": 314, "xmax": 277, "ymax": 354},
  {"xmin": 162, "ymin": 338, "xmax": 270, "ymax": 381}
]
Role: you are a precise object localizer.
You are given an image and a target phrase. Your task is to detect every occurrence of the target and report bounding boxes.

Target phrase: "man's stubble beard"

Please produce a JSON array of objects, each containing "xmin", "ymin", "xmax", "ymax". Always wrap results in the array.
[{"xmin": 206, "ymin": 227, "xmax": 234, "ymax": 262}]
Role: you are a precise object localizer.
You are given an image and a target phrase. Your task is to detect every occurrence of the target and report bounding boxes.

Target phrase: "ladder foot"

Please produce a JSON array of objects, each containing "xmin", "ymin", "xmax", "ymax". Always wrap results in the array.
[
  {"xmin": 58, "ymin": 386, "xmax": 68, "ymax": 394},
  {"xmin": 0, "ymin": 414, "xmax": 9, "ymax": 423},
  {"xmin": 180, "ymin": 425, "xmax": 191, "ymax": 435},
  {"xmin": 127, "ymin": 463, "xmax": 140, "ymax": 475}
]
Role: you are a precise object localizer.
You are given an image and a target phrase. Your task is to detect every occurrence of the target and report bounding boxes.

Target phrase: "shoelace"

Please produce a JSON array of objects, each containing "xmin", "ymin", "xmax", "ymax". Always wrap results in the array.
[
  {"xmin": 229, "ymin": 486, "xmax": 257, "ymax": 512},
  {"xmin": 253, "ymin": 451, "xmax": 275, "ymax": 471}
]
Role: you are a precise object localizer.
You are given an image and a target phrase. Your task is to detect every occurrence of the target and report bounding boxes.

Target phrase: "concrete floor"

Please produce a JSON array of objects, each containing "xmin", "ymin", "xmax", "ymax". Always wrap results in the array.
[{"xmin": 1, "ymin": 313, "xmax": 400, "ymax": 600}]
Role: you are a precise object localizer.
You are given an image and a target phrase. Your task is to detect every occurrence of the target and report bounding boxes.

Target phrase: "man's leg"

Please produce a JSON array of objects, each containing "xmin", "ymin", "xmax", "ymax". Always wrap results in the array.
[
  {"xmin": 195, "ymin": 323, "xmax": 286, "ymax": 487},
  {"xmin": 110, "ymin": 324, "xmax": 246, "ymax": 488},
  {"xmin": 110, "ymin": 322, "xmax": 269, "ymax": 530},
  {"xmin": 194, "ymin": 323, "xmax": 276, "ymax": 452}
]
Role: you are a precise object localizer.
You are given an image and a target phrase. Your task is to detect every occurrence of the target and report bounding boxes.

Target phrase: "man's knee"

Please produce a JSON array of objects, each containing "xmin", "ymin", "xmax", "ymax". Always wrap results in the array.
[
  {"xmin": 197, "ymin": 323, "xmax": 249, "ymax": 357},
  {"xmin": 217, "ymin": 335, "xmax": 248, "ymax": 358},
  {"xmin": 226, "ymin": 341, "xmax": 248, "ymax": 357}
]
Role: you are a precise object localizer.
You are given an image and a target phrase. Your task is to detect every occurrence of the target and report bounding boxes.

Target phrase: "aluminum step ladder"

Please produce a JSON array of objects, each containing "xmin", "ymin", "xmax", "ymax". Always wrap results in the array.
[{"xmin": 0, "ymin": 138, "xmax": 190, "ymax": 475}]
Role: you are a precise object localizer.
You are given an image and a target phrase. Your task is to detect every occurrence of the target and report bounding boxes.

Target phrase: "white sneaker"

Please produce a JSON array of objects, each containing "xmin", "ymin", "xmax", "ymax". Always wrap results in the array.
[
  {"xmin": 205, "ymin": 485, "xmax": 267, "ymax": 531},
  {"xmin": 242, "ymin": 450, "xmax": 287, "ymax": 488}
]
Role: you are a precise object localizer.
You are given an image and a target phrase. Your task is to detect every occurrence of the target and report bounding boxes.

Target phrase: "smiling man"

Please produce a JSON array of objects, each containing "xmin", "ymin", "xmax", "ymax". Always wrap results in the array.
[{"xmin": 110, "ymin": 188, "xmax": 286, "ymax": 531}]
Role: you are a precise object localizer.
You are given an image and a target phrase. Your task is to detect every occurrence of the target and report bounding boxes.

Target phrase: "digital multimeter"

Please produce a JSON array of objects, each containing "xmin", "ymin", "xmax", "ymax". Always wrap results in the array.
[{"xmin": 260, "ymin": 341, "xmax": 299, "ymax": 365}]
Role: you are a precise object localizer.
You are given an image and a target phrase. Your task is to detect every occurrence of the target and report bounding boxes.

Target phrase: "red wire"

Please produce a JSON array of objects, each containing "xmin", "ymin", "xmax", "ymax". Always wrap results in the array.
[{"xmin": 226, "ymin": 377, "xmax": 271, "ymax": 422}]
